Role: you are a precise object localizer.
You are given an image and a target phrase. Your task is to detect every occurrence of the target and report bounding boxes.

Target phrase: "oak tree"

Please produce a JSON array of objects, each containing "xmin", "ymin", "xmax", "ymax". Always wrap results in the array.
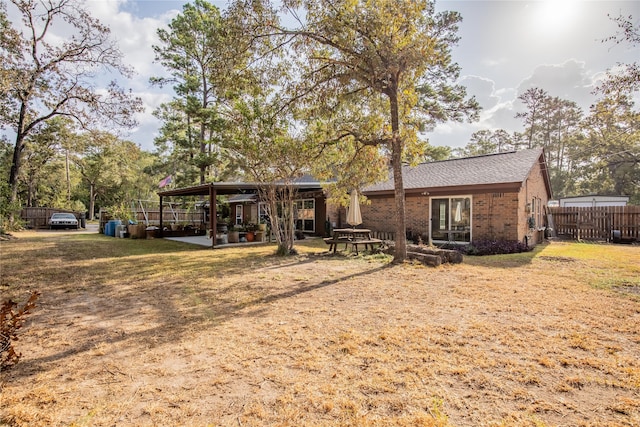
[
  {"xmin": 272, "ymin": 0, "xmax": 479, "ymax": 262},
  {"xmin": 0, "ymin": 0, "xmax": 142, "ymax": 224}
]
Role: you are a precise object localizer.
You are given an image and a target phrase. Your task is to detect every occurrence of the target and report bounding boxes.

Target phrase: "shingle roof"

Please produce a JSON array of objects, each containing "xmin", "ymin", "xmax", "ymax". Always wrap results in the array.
[
  {"xmin": 228, "ymin": 194, "xmax": 258, "ymax": 203},
  {"xmin": 363, "ymin": 149, "xmax": 545, "ymax": 193}
]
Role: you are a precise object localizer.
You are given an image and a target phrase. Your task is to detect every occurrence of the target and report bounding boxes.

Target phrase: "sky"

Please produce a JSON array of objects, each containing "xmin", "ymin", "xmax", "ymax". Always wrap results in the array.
[{"xmin": 6, "ymin": 0, "xmax": 640, "ymax": 151}]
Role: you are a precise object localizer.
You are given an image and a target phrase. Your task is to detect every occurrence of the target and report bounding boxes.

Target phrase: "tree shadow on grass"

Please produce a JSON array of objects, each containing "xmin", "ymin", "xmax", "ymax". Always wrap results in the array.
[
  {"xmin": 3, "ymin": 233, "xmax": 391, "ymax": 382},
  {"xmin": 459, "ymin": 244, "xmax": 546, "ymax": 269}
]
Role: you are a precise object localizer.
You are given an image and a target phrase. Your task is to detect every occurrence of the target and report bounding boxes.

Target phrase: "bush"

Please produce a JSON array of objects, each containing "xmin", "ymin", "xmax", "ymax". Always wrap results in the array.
[
  {"xmin": 457, "ymin": 239, "xmax": 532, "ymax": 256},
  {"xmin": 1, "ymin": 291, "xmax": 40, "ymax": 371}
]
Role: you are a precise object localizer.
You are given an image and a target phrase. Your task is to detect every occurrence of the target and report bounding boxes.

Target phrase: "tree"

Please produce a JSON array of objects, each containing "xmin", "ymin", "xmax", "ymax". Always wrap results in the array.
[
  {"xmin": 0, "ymin": 137, "xmax": 18, "ymax": 230},
  {"xmin": 224, "ymin": 97, "xmax": 320, "ymax": 255},
  {"xmin": 268, "ymin": 0, "xmax": 479, "ymax": 262},
  {"xmin": 0, "ymin": 0, "xmax": 142, "ymax": 225},
  {"xmin": 152, "ymin": 101, "xmax": 202, "ymax": 188},
  {"xmin": 514, "ymin": 88, "xmax": 584, "ymax": 198},
  {"xmin": 515, "ymin": 87, "xmax": 548, "ymax": 149},
  {"xmin": 453, "ymin": 129, "xmax": 516, "ymax": 157},
  {"xmin": 72, "ymin": 131, "xmax": 142, "ymax": 220},
  {"xmin": 0, "ymin": 2, "xmax": 20, "ymax": 122},
  {"xmin": 574, "ymin": 14, "xmax": 639, "ymax": 203},
  {"xmin": 542, "ymin": 97, "xmax": 583, "ymax": 197},
  {"xmin": 578, "ymin": 94, "xmax": 639, "ymax": 202},
  {"xmin": 597, "ymin": 14, "xmax": 639, "ymax": 96},
  {"xmin": 152, "ymin": 0, "xmax": 253, "ymax": 186},
  {"xmin": 21, "ymin": 118, "xmax": 70, "ymax": 207}
]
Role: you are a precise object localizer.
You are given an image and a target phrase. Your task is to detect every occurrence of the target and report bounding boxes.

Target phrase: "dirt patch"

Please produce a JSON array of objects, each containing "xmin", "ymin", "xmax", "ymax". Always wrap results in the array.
[
  {"xmin": 538, "ymin": 255, "xmax": 576, "ymax": 263},
  {"xmin": 613, "ymin": 283, "xmax": 640, "ymax": 296},
  {"xmin": 1, "ymin": 235, "xmax": 639, "ymax": 426}
]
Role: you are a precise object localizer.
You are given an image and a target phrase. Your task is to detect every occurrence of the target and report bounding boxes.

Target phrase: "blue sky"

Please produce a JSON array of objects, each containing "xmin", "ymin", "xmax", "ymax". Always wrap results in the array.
[{"xmin": 7, "ymin": 1, "xmax": 640, "ymax": 151}]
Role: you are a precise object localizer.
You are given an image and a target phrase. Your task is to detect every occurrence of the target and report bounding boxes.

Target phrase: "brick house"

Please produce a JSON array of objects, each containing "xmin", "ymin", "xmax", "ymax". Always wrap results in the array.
[
  {"xmin": 160, "ymin": 150, "xmax": 551, "ymax": 247},
  {"xmin": 228, "ymin": 189, "xmax": 329, "ymax": 236},
  {"xmin": 358, "ymin": 149, "xmax": 552, "ymax": 246},
  {"xmin": 226, "ymin": 175, "xmax": 331, "ymax": 236}
]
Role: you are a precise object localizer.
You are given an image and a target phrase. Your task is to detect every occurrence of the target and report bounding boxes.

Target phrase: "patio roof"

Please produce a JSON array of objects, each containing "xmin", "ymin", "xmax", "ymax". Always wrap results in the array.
[
  {"xmin": 157, "ymin": 179, "xmax": 325, "ymax": 198},
  {"xmin": 228, "ymin": 194, "xmax": 258, "ymax": 203},
  {"xmin": 158, "ymin": 182, "xmax": 260, "ymax": 197},
  {"xmin": 156, "ymin": 179, "xmax": 326, "ymax": 248}
]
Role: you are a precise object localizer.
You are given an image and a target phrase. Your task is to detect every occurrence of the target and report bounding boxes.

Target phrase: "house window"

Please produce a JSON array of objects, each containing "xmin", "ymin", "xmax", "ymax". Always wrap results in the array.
[
  {"xmin": 258, "ymin": 203, "xmax": 269, "ymax": 225},
  {"xmin": 531, "ymin": 197, "xmax": 543, "ymax": 229},
  {"xmin": 295, "ymin": 199, "xmax": 315, "ymax": 232},
  {"xmin": 430, "ymin": 196, "xmax": 472, "ymax": 243},
  {"xmin": 537, "ymin": 197, "xmax": 543, "ymax": 229},
  {"xmin": 235, "ymin": 205, "xmax": 243, "ymax": 225}
]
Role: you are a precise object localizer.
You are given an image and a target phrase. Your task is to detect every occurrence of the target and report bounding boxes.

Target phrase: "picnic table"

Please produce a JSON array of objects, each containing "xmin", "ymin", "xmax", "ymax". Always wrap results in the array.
[{"xmin": 324, "ymin": 228, "xmax": 383, "ymax": 255}]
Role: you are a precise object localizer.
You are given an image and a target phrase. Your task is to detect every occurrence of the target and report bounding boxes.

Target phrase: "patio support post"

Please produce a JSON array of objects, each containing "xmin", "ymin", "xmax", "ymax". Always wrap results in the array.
[
  {"xmin": 159, "ymin": 195, "xmax": 164, "ymax": 238},
  {"xmin": 210, "ymin": 185, "xmax": 216, "ymax": 248}
]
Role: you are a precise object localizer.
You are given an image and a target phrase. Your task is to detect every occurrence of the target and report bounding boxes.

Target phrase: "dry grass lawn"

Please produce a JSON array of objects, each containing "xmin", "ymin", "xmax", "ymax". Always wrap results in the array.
[{"xmin": 1, "ymin": 230, "xmax": 639, "ymax": 427}]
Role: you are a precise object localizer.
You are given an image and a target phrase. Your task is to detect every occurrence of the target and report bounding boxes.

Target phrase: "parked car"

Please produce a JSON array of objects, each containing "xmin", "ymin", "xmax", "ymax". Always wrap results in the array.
[{"xmin": 49, "ymin": 213, "xmax": 79, "ymax": 230}]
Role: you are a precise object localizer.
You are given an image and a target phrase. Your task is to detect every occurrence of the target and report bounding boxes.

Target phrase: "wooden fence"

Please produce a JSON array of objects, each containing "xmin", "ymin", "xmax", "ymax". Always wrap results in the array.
[
  {"xmin": 20, "ymin": 207, "xmax": 84, "ymax": 229},
  {"xmin": 370, "ymin": 230, "xmax": 396, "ymax": 241},
  {"xmin": 131, "ymin": 209, "xmax": 205, "ymax": 226},
  {"xmin": 99, "ymin": 208, "xmax": 206, "ymax": 231},
  {"xmin": 547, "ymin": 206, "xmax": 640, "ymax": 242}
]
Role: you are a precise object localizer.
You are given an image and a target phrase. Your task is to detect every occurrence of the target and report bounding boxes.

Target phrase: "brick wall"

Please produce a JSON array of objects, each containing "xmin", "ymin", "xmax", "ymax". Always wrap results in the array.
[
  {"xmin": 519, "ymin": 160, "xmax": 551, "ymax": 245},
  {"xmin": 325, "ymin": 201, "xmax": 342, "ymax": 229},
  {"xmin": 359, "ymin": 160, "xmax": 550, "ymax": 246},
  {"xmin": 360, "ymin": 197, "xmax": 395, "ymax": 232},
  {"xmin": 471, "ymin": 192, "xmax": 520, "ymax": 241},
  {"xmin": 362, "ymin": 193, "xmax": 521, "ymax": 241}
]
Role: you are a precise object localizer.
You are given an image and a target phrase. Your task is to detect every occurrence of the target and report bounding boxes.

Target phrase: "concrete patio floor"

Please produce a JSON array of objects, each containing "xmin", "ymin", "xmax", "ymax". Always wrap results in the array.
[{"xmin": 164, "ymin": 235, "xmax": 272, "ymax": 248}]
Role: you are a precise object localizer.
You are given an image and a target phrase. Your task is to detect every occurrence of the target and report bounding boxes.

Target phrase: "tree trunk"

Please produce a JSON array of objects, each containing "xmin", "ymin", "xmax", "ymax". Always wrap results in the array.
[
  {"xmin": 388, "ymin": 89, "xmax": 407, "ymax": 263},
  {"xmin": 66, "ymin": 149, "xmax": 71, "ymax": 202},
  {"xmin": 26, "ymin": 179, "xmax": 34, "ymax": 208},
  {"xmin": 8, "ymin": 128, "xmax": 27, "ymax": 223},
  {"xmin": 262, "ymin": 185, "xmax": 296, "ymax": 256},
  {"xmin": 199, "ymin": 78, "xmax": 208, "ymax": 185},
  {"xmin": 89, "ymin": 183, "xmax": 96, "ymax": 221},
  {"xmin": 199, "ymin": 123, "xmax": 206, "ymax": 185}
]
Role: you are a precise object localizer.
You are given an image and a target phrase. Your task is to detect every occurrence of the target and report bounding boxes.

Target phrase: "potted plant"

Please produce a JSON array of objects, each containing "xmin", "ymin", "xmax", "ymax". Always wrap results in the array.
[
  {"xmin": 216, "ymin": 217, "xmax": 229, "ymax": 234},
  {"xmin": 245, "ymin": 223, "xmax": 257, "ymax": 242},
  {"xmin": 228, "ymin": 225, "xmax": 241, "ymax": 243}
]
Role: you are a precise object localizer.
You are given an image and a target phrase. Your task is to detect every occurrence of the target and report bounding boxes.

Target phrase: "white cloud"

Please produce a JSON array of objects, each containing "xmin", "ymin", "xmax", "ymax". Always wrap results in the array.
[
  {"xmin": 88, "ymin": 1, "xmax": 176, "ymax": 79},
  {"xmin": 481, "ymin": 58, "xmax": 508, "ymax": 68},
  {"xmin": 459, "ymin": 75, "xmax": 500, "ymax": 111},
  {"xmin": 516, "ymin": 59, "xmax": 597, "ymax": 109},
  {"xmin": 85, "ymin": 1, "xmax": 182, "ymax": 150}
]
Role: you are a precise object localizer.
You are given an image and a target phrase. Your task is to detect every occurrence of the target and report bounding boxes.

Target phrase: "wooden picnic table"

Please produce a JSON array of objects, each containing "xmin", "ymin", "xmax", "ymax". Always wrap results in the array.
[
  {"xmin": 333, "ymin": 228, "xmax": 372, "ymax": 240},
  {"xmin": 324, "ymin": 228, "xmax": 383, "ymax": 255}
]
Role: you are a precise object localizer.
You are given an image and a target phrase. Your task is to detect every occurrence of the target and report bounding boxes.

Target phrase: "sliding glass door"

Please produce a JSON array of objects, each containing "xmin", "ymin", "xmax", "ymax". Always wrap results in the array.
[{"xmin": 430, "ymin": 197, "xmax": 471, "ymax": 243}]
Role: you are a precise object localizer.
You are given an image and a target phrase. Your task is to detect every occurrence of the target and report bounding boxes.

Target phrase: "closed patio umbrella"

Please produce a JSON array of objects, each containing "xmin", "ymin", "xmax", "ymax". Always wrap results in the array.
[
  {"xmin": 454, "ymin": 201, "xmax": 462, "ymax": 223},
  {"xmin": 346, "ymin": 190, "xmax": 362, "ymax": 227}
]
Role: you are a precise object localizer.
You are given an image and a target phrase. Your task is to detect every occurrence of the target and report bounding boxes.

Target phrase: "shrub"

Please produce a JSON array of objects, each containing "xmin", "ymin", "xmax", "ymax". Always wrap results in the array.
[
  {"xmin": 457, "ymin": 239, "xmax": 532, "ymax": 256},
  {"xmin": 1, "ymin": 291, "xmax": 40, "ymax": 371}
]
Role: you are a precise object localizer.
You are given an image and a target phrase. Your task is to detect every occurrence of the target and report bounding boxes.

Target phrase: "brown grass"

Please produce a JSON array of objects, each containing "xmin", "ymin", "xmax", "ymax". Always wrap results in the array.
[{"xmin": 1, "ymin": 231, "xmax": 639, "ymax": 426}]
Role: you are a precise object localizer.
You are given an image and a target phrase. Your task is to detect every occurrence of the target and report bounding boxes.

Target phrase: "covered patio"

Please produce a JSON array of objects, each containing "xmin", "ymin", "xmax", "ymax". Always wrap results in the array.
[
  {"xmin": 158, "ymin": 182, "xmax": 259, "ymax": 249},
  {"xmin": 157, "ymin": 180, "xmax": 325, "ymax": 248}
]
